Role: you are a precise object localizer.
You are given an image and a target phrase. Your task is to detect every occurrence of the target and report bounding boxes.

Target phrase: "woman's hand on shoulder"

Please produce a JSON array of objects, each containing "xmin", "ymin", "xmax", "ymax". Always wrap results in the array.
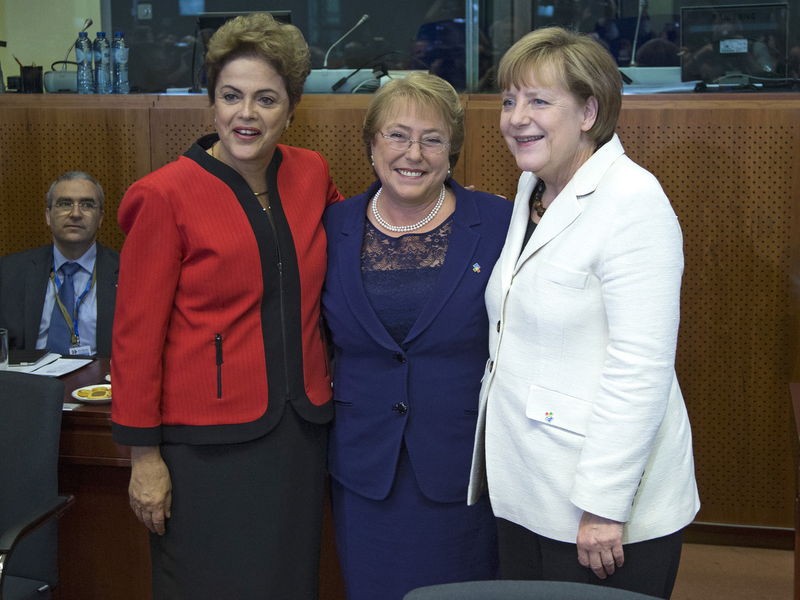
[
  {"xmin": 129, "ymin": 446, "xmax": 172, "ymax": 535},
  {"xmin": 576, "ymin": 511, "xmax": 624, "ymax": 579}
]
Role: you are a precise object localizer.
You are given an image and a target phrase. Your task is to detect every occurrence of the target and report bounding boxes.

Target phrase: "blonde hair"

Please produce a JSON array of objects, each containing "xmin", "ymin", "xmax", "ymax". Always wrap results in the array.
[
  {"xmin": 362, "ymin": 72, "xmax": 464, "ymax": 168},
  {"xmin": 205, "ymin": 13, "xmax": 310, "ymax": 109},
  {"xmin": 498, "ymin": 27, "xmax": 621, "ymax": 147}
]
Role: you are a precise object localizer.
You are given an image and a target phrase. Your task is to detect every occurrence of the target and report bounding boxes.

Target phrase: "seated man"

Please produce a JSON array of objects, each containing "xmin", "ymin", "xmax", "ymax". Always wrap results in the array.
[{"xmin": 0, "ymin": 171, "xmax": 119, "ymax": 357}]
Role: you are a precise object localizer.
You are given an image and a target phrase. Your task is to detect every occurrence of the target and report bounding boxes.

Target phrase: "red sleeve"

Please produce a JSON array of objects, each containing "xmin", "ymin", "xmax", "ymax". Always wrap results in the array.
[
  {"xmin": 111, "ymin": 177, "xmax": 182, "ymax": 439},
  {"xmin": 320, "ymin": 151, "xmax": 344, "ymax": 206}
]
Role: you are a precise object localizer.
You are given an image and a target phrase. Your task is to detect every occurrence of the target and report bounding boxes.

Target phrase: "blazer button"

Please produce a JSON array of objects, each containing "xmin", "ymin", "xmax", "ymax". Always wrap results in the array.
[
  {"xmin": 496, "ymin": 320, "xmax": 501, "ymax": 332},
  {"xmin": 392, "ymin": 402, "xmax": 408, "ymax": 415},
  {"xmin": 393, "ymin": 352, "xmax": 407, "ymax": 364},
  {"xmin": 488, "ymin": 360, "xmax": 494, "ymax": 372}
]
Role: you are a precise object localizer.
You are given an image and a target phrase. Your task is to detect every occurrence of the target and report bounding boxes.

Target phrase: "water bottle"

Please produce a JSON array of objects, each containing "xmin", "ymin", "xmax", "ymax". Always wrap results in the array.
[
  {"xmin": 112, "ymin": 31, "xmax": 129, "ymax": 94},
  {"xmin": 93, "ymin": 31, "xmax": 111, "ymax": 94},
  {"xmin": 75, "ymin": 31, "xmax": 93, "ymax": 94}
]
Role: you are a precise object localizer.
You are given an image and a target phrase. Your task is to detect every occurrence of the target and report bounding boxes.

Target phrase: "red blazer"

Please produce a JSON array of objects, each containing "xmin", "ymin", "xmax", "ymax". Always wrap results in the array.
[{"xmin": 112, "ymin": 139, "xmax": 342, "ymax": 446}]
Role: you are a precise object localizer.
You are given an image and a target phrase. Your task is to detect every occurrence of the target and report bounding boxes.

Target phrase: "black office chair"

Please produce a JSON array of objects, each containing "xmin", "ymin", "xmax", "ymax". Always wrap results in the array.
[
  {"xmin": 403, "ymin": 580, "xmax": 661, "ymax": 600},
  {"xmin": 0, "ymin": 371, "xmax": 74, "ymax": 600}
]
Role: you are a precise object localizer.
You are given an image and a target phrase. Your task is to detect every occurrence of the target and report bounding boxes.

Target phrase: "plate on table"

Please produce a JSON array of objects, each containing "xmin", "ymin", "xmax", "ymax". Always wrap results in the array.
[{"xmin": 71, "ymin": 384, "xmax": 112, "ymax": 404}]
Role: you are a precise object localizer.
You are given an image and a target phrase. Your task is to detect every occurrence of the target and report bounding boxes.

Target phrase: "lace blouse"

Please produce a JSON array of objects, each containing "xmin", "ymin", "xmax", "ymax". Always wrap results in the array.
[{"xmin": 361, "ymin": 217, "xmax": 453, "ymax": 344}]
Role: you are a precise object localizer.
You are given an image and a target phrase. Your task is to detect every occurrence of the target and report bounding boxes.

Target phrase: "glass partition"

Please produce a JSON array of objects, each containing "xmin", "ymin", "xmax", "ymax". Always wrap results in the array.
[{"xmin": 106, "ymin": 0, "xmax": 799, "ymax": 93}]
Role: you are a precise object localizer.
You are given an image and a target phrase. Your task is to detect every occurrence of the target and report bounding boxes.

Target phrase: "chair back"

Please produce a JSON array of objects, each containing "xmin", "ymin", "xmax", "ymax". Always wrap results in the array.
[
  {"xmin": 0, "ymin": 372, "xmax": 64, "ymax": 592},
  {"xmin": 403, "ymin": 580, "xmax": 661, "ymax": 599}
]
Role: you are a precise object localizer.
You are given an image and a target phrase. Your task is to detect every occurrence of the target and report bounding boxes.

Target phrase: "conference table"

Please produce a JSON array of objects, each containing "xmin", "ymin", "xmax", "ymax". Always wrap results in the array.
[{"xmin": 55, "ymin": 359, "xmax": 344, "ymax": 600}]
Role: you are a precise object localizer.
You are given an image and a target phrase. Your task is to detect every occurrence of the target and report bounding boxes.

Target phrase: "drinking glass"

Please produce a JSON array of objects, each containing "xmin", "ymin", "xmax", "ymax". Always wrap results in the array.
[{"xmin": 0, "ymin": 328, "xmax": 8, "ymax": 370}]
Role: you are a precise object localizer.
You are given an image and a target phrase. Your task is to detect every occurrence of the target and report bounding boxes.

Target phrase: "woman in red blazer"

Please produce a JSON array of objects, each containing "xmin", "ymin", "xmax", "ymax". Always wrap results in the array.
[{"xmin": 110, "ymin": 13, "xmax": 341, "ymax": 599}]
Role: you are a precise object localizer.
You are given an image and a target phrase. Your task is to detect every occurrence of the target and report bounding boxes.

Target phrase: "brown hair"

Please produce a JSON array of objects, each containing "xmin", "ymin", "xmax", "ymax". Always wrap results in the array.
[
  {"xmin": 498, "ymin": 27, "xmax": 621, "ymax": 147},
  {"xmin": 362, "ymin": 72, "xmax": 464, "ymax": 168},
  {"xmin": 205, "ymin": 12, "xmax": 310, "ymax": 109}
]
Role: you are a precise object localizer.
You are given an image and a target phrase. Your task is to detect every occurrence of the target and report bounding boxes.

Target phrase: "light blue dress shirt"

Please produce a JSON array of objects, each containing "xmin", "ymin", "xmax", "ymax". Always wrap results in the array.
[{"xmin": 36, "ymin": 243, "xmax": 98, "ymax": 354}]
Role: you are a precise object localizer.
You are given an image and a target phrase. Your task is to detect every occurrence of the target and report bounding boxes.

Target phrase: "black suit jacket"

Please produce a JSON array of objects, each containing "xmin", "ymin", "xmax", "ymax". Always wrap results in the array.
[{"xmin": 0, "ymin": 243, "xmax": 119, "ymax": 357}]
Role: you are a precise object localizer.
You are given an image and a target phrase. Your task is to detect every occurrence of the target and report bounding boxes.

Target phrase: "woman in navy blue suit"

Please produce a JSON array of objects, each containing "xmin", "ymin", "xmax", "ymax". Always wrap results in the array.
[{"xmin": 322, "ymin": 73, "xmax": 511, "ymax": 600}]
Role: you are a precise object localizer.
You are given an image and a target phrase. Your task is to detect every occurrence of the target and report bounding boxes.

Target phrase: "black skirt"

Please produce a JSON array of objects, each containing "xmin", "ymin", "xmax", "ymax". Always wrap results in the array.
[{"xmin": 150, "ymin": 406, "xmax": 328, "ymax": 600}]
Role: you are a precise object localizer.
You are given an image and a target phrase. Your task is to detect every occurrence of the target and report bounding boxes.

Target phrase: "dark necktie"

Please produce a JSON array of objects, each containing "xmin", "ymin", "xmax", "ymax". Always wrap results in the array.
[{"xmin": 47, "ymin": 262, "xmax": 80, "ymax": 355}]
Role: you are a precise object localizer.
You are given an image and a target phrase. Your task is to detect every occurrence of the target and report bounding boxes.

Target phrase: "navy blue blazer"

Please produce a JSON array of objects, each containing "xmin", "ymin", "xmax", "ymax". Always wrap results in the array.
[
  {"xmin": 0, "ymin": 243, "xmax": 119, "ymax": 357},
  {"xmin": 322, "ymin": 180, "xmax": 512, "ymax": 503}
]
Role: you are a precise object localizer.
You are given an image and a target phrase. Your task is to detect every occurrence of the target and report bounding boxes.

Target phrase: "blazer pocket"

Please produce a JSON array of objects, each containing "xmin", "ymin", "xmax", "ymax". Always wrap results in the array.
[
  {"xmin": 537, "ymin": 260, "xmax": 588, "ymax": 289},
  {"xmin": 214, "ymin": 333, "xmax": 223, "ymax": 399},
  {"xmin": 525, "ymin": 384, "xmax": 592, "ymax": 436}
]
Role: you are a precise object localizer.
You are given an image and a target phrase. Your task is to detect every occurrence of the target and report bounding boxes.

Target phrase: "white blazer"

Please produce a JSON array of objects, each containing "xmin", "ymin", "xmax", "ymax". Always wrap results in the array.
[{"xmin": 468, "ymin": 135, "xmax": 700, "ymax": 544}]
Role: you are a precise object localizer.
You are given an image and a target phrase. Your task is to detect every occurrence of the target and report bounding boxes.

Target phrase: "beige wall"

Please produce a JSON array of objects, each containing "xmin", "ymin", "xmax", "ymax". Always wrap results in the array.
[{"xmin": 0, "ymin": 0, "xmax": 100, "ymax": 79}]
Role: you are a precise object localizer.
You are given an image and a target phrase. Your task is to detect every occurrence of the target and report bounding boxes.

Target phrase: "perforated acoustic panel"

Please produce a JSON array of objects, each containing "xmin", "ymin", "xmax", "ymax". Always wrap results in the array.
[
  {"xmin": 1, "ymin": 94, "xmax": 797, "ymax": 530},
  {"xmin": 463, "ymin": 97, "xmax": 519, "ymax": 200},
  {"xmin": 464, "ymin": 95, "xmax": 800, "ymax": 528},
  {"xmin": 0, "ymin": 97, "xmax": 152, "ymax": 255},
  {"xmin": 149, "ymin": 96, "xmax": 376, "ymax": 200},
  {"xmin": 150, "ymin": 95, "xmax": 466, "ymax": 201},
  {"xmin": 619, "ymin": 101, "xmax": 798, "ymax": 527}
]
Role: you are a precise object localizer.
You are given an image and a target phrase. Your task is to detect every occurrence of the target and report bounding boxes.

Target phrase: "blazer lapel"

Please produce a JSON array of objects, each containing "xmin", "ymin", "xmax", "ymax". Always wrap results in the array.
[
  {"xmin": 404, "ymin": 184, "xmax": 479, "ymax": 343},
  {"xmin": 500, "ymin": 172, "xmax": 536, "ymax": 292},
  {"xmin": 24, "ymin": 246, "xmax": 52, "ymax": 349},
  {"xmin": 335, "ymin": 194, "xmax": 399, "ymax": 351},
  {"xmin": 515, "ymin": 182, "xmax": 582, "ymax": 270},
  {"xmin": 515, "ymin": 134, "xmax": 626, "ymax": 270}
]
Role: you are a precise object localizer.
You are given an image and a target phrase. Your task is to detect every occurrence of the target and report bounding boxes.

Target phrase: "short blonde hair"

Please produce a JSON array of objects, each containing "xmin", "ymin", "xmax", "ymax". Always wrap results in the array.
[
  {"xmin": 362, "ymin": 72, "xmax": 464, "ymax": 169},
  {"xmin": 498, "ymin": 27, "xmax": 621, "ymax": 147},
  {"xmin": 205, "ymin": 13, "xmax": 310, "ymax": 109}
]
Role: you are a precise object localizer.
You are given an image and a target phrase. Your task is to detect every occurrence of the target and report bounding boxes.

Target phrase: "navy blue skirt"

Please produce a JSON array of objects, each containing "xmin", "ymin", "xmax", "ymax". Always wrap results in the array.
[{"xmin": 331, "ymin": 446, "xmax": 498, "ymax": 600}]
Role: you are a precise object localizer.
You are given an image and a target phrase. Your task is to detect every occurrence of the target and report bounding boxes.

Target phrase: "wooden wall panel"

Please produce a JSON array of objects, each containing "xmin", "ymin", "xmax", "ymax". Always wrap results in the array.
[
  {"xmin": 149, "ymin": 95, "xmax": 377, "ymax": 200},
  {"xmin": 0, "ymin": 96, "xmax": 152, "ymax": 256},
  {"xmin": 149, "ymin": 95, "xmax": 465, "ymax": 201},
  {"xmin": 1, "ymin": 93, "xmax": 798, "ymax": 534},
  {"xmin": 464, "ymin": 94, "xmax": 800, "ymax": 529},
  {"xmin": 462, "ymin": 96, "xmax": 518, "ymax": 200},
  {"xmin": 617, "ymin": 97, "xmax": 798, "ymax": 528}
]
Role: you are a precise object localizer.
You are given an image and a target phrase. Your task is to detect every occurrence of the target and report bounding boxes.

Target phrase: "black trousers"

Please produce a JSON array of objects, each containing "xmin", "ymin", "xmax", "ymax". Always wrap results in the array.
[
  {"xmin": 497, "ymin": 518, "xmax": 683, "ymax": 599},
  {"xmin": 150, "ymin": 406, "xmax": 328, "ymax": 600}
]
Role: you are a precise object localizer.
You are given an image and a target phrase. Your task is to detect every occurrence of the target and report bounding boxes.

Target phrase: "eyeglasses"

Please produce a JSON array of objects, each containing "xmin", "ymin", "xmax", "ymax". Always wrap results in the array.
[
  {"xmin": 51, "ymin": 199, "xmax": 99, "ymax": 213},
  {"xmin": 379, "ymin": 131, "xmax": 450, "ymax": 155}
]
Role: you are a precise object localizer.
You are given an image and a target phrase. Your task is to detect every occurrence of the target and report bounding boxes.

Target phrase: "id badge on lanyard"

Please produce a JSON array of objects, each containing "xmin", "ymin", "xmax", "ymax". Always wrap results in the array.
[{"xmin": 51, "ymin": 266, "xmax": 96, "ymax": 355}]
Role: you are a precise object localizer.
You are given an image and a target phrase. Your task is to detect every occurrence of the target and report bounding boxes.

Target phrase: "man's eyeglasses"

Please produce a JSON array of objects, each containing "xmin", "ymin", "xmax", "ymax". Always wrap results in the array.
[
  {"xmin": 379, "ymin": 131, "xmax": 450, "ymax": 155},
  {"xmin": 51, "ymin": 199, "xmax": 99, "ymax": 213}
]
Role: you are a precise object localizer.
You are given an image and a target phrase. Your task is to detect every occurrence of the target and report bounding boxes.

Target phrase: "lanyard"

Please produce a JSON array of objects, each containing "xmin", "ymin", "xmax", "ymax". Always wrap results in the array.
[{"xmin": 50, "ymin": 265, "xmax": 96, "ymax": 346}]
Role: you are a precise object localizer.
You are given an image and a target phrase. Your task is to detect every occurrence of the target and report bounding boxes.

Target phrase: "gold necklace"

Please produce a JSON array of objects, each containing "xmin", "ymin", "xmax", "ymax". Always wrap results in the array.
[
  {"xmin": 531, "ymin": 179, "xmax": 547, "ymax": 217},
  {"xmin": 210, "ymin": 143, "xmax": 268, "ymax": 197}
]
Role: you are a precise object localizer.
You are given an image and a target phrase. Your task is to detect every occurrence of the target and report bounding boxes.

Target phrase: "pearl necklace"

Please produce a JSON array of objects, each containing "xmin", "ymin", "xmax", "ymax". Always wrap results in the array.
[{"xmin": 371, "ymin": 185, "xmax": 446, "ymax": 233}]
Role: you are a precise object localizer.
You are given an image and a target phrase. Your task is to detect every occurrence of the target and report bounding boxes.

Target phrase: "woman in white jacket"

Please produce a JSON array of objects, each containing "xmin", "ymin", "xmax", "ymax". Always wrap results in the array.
[{"xmin": 468, "ymin": 27, "xmax": 699, "ymax": 599}]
